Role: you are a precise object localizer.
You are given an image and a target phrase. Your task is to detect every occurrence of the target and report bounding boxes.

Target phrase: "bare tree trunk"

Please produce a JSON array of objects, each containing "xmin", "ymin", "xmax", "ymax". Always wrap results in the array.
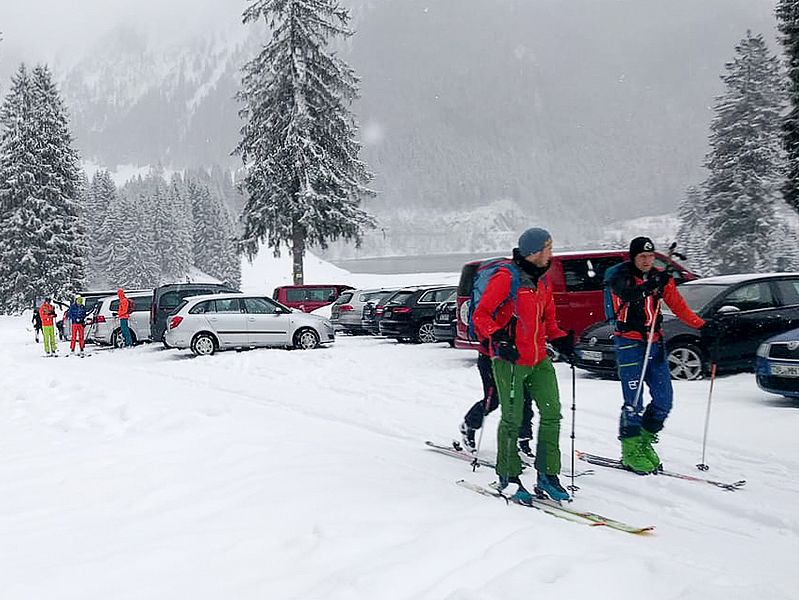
[{"xmin": 291, "ymin": 221, "xmax": 305, "ymax": 285}]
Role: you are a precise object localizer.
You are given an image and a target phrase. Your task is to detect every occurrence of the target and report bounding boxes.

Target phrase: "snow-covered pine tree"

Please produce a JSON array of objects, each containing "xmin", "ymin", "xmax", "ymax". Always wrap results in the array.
[
  {"xmin": 777, "ymin": 1, "xmax": 799, "ymax": 213},
  {"xmin": 675, "ymin": 186, "xmax": 711, "ymax": 275},
  {"xmin": 0, "ymin": 64, "xmax": 87, "ymax": 313},
  {"xmin": 236, "ymin": 0, "xmax": 376, "ymax": 284},
  {"xmin": 188, "ymin": 176, "xmax": 241, "ymax": 287},
  {"xmin": 113, "ymin": 187, "xmax": 159, "ymax": 288},
  {"xmin": 85, "ymin": 170, "xmax": 116, "ymax": 285},
  {"xmin": 166, "ymin": 173, "xmax": 193, "ymax": 280},
  {"xmin": 702, "ymin": 31, "xmax": 785, "ymax": 275}
]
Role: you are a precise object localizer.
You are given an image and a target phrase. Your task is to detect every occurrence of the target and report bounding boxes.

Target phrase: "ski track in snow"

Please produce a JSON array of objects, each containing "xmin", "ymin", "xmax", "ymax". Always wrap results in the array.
[{"xmin": 1, "ymin": 316, "xmax": 798, "ymax": 599}]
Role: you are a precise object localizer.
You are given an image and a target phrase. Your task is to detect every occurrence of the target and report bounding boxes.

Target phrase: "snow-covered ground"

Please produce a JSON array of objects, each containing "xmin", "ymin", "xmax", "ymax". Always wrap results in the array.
[{"xmin": 1, "ymin": 253, "xmax": 797, "ymax": 599}]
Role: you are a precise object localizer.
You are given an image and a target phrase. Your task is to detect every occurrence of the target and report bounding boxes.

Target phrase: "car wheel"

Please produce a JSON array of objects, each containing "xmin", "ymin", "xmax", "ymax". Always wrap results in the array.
[
  {"xmin": 294, "ymin": 327, "xmax": 320, "ymax": 350},
  {"xmin": 416, "ymin": 321, "xmax": 437, "ymax": 343},
  {"xmin": 191, "ymin": 333, "xmax": 217, "ymax": 356},
  {"xmin": 112, "ymin": 329, "xmax": 137, "ymax": 348},
  {"xmin": 667, "ymin": 342, "xmax": 704, "ymax": 380},
  {"xmin": 447, "ymin": 340, "xmax": 456, "ymax": 348}
]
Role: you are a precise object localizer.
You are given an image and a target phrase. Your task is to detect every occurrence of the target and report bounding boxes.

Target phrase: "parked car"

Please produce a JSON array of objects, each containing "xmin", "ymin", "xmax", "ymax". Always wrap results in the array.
[
  {"xmin": 86, "ymin": 292, "xmax": 154, "ymax": 347},
  {"xmin": 454, "ymin": 250, "xmax": 698, "ymax": 350},
  {"xmin": 79, "ymin": 289, "xmax": 150, "ymax": 316},
  {"xmin": 574, "ymin": 273, "xmax": 799, "ymax": 380},
  {"xmin": 330, "ymin": 288, "xmax": 398, "ymax": 334},
  {"xmin": 164, "ymin": 293, "xmax": 335, "ymax": 355},
  {"xmin": 379, "ymin": 285, "xmax": 458, "ymax": 343},
  {"xmin": 362, "ymin": 290, "xmax": 401, "ymax": 335},
  {"xmin": 273, "ymin": 284, "xmax": 355, "ymax": 313},
  {"xmin": 433, "ymin": 291, "xmax": 458, "ymax": 346},
  {"xmin": 151, "ymin": 283, "xmax": 239, "ymax": 345},
  {"xmin": 756, "ymin": 326, "xmax": 799, "ymax": 398}
]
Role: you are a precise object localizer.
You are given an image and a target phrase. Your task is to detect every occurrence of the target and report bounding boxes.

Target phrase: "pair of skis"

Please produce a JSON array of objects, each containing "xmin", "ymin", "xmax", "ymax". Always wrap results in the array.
[
  {"xmin": 575, "ymin": 450, "xmax": 746, "ymax": 491},
  {"xmin": 427, "ymin": 441, "xmax": 652, "ymax": 535}
]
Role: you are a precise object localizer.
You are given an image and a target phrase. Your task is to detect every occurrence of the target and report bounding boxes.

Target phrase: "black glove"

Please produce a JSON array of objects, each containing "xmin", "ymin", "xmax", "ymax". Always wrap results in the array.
[
  {"xmin": 642, "ymin": 269, "xmax": 669, "ymax": 296},
  {"xmin": 550, "ymin": 331, "xmax": 576, "ymax": 364},
  {"xmin": 491, "ymin": 329, "xmax": 520, "ymax": 364}
]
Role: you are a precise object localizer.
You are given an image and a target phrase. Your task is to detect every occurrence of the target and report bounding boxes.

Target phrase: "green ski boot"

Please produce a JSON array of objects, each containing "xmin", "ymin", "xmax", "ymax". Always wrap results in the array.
[
  {"xmin": 639, "ymin": 429, "xmax": 662, "ymax": 471},
  {"xmin": 620, "ymin": 435, "xmax": 657, "ymax": 474}
]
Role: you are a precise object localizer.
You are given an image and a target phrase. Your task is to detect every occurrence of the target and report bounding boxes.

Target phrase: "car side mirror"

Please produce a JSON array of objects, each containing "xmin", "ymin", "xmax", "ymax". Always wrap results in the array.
[{"xmin": 716, "ymin": 305, "xmax": 740, "ymax": 315}]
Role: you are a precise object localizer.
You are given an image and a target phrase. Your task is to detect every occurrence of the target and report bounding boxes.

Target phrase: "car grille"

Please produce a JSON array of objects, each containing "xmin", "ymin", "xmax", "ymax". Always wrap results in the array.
[
  {"xmin": 579, "ymin": 333, "xmax": 615, "ymax": 348},
  {"xmin": 758, "ymin": 374, "xmax": 799, "ymax": 392},
  {"xmin": 768, "ymin": 343, "xmax": 799, "ymax": 361}
]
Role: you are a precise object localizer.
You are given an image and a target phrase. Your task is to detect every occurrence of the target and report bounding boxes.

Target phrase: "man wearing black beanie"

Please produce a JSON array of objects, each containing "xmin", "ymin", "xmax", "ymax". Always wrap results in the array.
[{"xmin": 606, "ymin": 237, "xmax": 707, "ymax": 474}]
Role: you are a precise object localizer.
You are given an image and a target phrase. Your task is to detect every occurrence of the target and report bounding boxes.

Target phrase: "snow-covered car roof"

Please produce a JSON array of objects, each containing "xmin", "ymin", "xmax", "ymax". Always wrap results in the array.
[{"xmin": 683, "ymin": 273, "xmax": 799, "ymax": 286}]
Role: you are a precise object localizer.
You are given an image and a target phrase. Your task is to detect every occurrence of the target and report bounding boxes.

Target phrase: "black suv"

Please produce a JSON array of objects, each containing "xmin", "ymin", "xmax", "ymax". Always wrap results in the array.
[
  {"xmin": 379, "ymin": 285, "xmax": 457, "ymax": 343},
  {"xmin": 574, "ymin": 273, "xmax": 799, "ymax": 380},
  {"xmin": 150, "ymin": 282, "xmax": 239, "ymax": 345},
  {"xmin": 433, "ymin": 291, "xmax": 457, "ymax": 346}
]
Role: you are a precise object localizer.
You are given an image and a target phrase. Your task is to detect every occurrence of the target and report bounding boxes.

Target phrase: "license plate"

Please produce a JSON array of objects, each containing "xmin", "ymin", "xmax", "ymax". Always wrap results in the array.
[
  {"xmin": 580, "ymin": 350, "xmax": 603, "ymax": 362},
  {"xmin": 384, "ymin": 310, "xmax": 391, "ymax": 318},
  {"xmin": 771, "ymin": 364, "xmax": 799, "ymax": 377}
]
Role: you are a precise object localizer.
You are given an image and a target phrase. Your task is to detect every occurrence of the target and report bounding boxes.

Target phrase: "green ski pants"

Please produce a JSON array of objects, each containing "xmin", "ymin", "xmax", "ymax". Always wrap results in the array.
[
  {"xmin": 492, "ymin": 357, "xmax": 562, "ymax": 478},
  {"xmin": 42, "ymin": 325, "xmax": 57, "ymax": 354}
]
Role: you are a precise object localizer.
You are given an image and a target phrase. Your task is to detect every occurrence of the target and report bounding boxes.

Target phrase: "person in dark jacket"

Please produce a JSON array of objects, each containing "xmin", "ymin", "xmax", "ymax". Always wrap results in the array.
[
  {"xmin": 473, "ymin": 227, "xmax": 576, "ymax": 503},
  {"xmin": 68, "ymin": 295, "xmax": 88, "ymax": 356},
  {"xmin": 32, "ymin": 306, "xmax": 42, "ymax": 343},
  {"xmin": 608, "ymin": 237, "xmax": 707, "ymax": 473}
]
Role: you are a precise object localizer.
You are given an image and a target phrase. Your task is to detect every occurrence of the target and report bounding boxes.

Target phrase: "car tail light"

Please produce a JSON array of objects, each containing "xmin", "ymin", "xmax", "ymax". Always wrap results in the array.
[
  {"xmin": 375, "ymin": 307, "xmax": 385, "ymax": 315},
  {"xmin": 339, "ymin": 304, "xmax": 354, "ymax": 312},
  {"xmin": 392, "ymin": 307, "xmax": 411, "ymax": 314},
  {"xmin": 96, "ymin": 315, "xmax": 106, "ymax": 323},
  {"xmin": 169, "ymin": 316, "xmax": 183, "ymax": 329}
]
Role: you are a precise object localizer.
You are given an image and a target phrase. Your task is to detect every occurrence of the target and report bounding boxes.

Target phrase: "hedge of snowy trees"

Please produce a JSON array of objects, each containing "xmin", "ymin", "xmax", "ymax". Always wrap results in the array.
[{"xmin": 84, "ymin": 168, "xmax": 241, "ymax": 290}]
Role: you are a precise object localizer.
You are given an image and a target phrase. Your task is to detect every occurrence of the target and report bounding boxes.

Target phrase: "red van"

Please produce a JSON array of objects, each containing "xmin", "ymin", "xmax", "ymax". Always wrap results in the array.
[
  {"xmin": 454, "ymin": 250, "xmax": 698, "ymax": 350},
  {"xmin": 273, "ymin": 284, "xmax": 355, "ymax": 313}
]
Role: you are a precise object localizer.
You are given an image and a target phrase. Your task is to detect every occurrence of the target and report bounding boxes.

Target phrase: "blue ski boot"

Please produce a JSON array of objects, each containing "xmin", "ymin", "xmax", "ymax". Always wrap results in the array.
[
  {"xmin": 510, "ymin": 485, "xmax": 534, "ymax": 505},
  {"xmin": 535, "ymin": 472, "xmax": 571, "ymax": 502},
  {"xmin": 493, "ymin": 475, "xmax": 521, "ymax": 492}
]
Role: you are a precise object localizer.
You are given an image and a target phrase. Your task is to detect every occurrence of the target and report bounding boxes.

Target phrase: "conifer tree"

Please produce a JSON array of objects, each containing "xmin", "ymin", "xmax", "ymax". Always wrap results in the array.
[
  {"xmin": 0, "ymin": 64, "xmax": 86, "ymax": 312},
  {"xmin": 236, "ymin": 0, "xmax": 376, "ymax": 284},
  {"xmin": 675, "ymin": 187, "xmax": 711, "ymax": 275},
  {"xmin": 777, "ymin": 1, "xmax": 799, "ymax": 212},
  {"xmin": 702, "ymin": 32, "xmax": 785, "ymax": 274}
]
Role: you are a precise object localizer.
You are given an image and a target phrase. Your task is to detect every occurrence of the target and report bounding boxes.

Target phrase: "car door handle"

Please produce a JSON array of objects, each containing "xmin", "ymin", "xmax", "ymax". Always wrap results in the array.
[{"xmin": 248, "ymin": 317, "xmax": 256, "ymax": 321}]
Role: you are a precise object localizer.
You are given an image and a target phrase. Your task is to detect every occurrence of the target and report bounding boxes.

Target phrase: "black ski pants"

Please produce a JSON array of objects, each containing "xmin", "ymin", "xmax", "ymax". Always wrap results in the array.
[{"xmin": 463, "ymin": 353, "xmax": 534, "ymax": 440}]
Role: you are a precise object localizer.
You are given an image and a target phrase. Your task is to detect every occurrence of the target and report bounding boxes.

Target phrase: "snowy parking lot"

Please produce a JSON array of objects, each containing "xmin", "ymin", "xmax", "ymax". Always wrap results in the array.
[{"xmin": 0, "ymin": 312, "xmax": 797, "ymax": 600}]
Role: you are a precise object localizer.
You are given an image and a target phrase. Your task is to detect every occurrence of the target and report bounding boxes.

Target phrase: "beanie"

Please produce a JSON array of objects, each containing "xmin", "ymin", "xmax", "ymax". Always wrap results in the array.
[
  {"xmin": 629, "ymin": 236, "xmax": 655, "ymax": 259},
  {"xmin": 518, "ymin": 227, "xmax": 552, "ymax": 257}
]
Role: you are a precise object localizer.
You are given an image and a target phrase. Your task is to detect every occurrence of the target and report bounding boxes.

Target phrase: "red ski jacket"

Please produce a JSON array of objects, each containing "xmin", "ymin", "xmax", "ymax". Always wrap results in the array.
[{"xmin": 473, "ymin": 267, "xmax": 566, "ymax": 367}]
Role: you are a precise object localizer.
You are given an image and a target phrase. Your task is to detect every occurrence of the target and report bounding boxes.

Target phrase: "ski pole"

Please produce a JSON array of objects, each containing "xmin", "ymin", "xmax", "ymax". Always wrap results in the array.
[
  {"xmin": 631, "ymin": 296, "xmax": 660, "ymax": 409},
  {"xmin": 568, "ymin": 362, "xmax": 579, "ymax": 495},
  {"xmin": 697, "ymin": 330, "xmax": 721, "ymax": 471}
]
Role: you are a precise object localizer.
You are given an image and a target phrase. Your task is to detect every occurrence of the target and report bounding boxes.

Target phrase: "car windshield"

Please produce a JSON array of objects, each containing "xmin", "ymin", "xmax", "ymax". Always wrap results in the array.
[{"xmin": 662, "ymin": 283, "xmax": 729, "ymax": 314}]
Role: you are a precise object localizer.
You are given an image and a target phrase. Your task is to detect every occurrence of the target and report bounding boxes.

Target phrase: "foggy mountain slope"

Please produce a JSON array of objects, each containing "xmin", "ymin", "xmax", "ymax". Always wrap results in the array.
[{"xmin": 0, "ymin": 0, "xmax": 777, "ymax": 249}]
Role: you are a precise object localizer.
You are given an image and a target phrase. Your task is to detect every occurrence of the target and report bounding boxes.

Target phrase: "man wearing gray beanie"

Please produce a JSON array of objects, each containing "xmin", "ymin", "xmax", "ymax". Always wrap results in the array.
[{"xmin": 472, "ymin": 227, "xmax": 575, "ymax": 503}]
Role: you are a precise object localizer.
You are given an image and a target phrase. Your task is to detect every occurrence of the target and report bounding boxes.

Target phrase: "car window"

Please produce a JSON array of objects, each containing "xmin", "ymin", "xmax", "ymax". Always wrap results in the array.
[
  {"xmin": 435, "ymin": 288, "xmax": 456, "ymax": 302},
  {"xmin": 132, "ymin": 297, "xmax": 152, "ymax": 312},
  {"xmin": 215, "ymin": 298, "xmax": 242, "ymax": 313},
  {"xmin": 180, "ymin": 289, "xmax": 213, "ymax": 301},
  {"xmin": 243, "ymin": 297, "xmax": 277, "ymax": 314},
  {"xmin": 387, "ymin": 291, "xmax": 414, "ymax": 305},
  {"xmin": 419, "ymin": 290, "xmax": 440, "ymax": 303},
  {"xmin": 190, "ymin": 300, "xmax": 216, "ymax": 314},
  {"xmin": 307, "ymin": 287, "xmax": 336, "ymax": 302},
  {"xmin": 775, "ymin": 279, "xmax": 799, "ymax": 307},
  {"xmin": 721, "ymin": 282, "xmax": 777, "ymax": 312},
  {"xmin": 360, "ymin": 291, "xmax": 384, "ymax": 302},
  {"xmin": 335, "ymin": 292, "xmax": 354, "ymax": 305},
  {"xmin": 563, "ymin": 257, "xmax": 623, "ymax": 292},
  {"xmin": 668, "ymin": 283, "xmax": 728, "ymax": 314},
  {"xmin": 159, "ymin": 291, "xmax": 180, "ymax": 310},
  {"xmin": 109, "ymin": 299, "xmax": 120, "ymax": 312},
  {"xmin": 285, "ymin": 289, "xmax": 306, "ymax": 302},
  {"xmin": 654, "ymin": 257, "xmax": 686, "ymax": 284}
]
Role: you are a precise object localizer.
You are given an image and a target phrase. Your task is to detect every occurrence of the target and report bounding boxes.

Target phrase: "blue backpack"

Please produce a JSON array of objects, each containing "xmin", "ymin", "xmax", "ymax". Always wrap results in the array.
[
  {"xmin": 466, "ymin": 258, "xmax": 522, "ymax": 342},
  {"xmin": 603, "ymin": 261, "xmax": 626, "ymax": 325}
]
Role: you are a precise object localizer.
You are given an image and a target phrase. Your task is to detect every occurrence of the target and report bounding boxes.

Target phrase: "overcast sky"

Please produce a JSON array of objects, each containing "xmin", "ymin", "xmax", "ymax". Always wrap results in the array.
[{"xmin": 0, "ymin": 0, "xmax": 240, "ymax": 65}]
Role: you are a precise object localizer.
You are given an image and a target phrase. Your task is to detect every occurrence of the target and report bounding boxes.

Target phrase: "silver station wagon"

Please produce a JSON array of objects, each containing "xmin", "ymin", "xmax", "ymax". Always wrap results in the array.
[{"xmin": 164, "ymin": 293, "xmax": 336, "ymax": 355}]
